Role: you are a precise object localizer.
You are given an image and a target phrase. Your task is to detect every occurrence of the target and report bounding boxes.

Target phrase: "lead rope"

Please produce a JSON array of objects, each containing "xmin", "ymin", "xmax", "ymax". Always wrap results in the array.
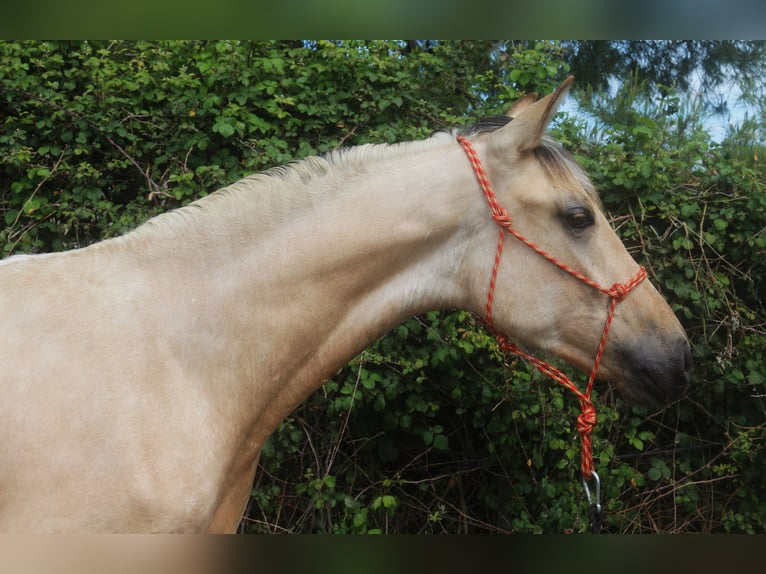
[{"xmin": 456, "ymin": 136, "xmax": 648, "ymax": 534}]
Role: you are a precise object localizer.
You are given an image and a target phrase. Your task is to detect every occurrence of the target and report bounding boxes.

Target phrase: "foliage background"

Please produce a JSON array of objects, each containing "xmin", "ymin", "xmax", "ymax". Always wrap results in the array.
[{"xmin": 1, "ymin": 40, "xmax": 764, "ymax": 533}]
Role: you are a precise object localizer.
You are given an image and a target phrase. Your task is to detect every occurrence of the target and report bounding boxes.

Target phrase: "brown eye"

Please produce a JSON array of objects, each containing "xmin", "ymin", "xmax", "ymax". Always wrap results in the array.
[{"xmin": 564, "ymin": 207, "xmax": 594, "ymax": 230}]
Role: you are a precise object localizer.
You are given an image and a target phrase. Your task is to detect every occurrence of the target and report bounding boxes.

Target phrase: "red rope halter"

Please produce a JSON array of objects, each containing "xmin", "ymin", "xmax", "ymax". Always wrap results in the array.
[{"xmin": 457, "ymin": 136, "xmax": 648, "ymax": 480}]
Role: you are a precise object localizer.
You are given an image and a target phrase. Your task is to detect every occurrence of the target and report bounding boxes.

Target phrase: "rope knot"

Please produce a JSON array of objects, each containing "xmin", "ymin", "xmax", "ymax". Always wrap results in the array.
[
  {"xmin": 492, "ymin": 209, "xmax": 512, "ymax": 229},
  {"xmin": 576, "ymin": 403, "xmax": 597, "ymax": 436},
  {"xmin": 608, "ymin": 282, "xmax": 628, "ymax": 302},
  {"xmin": 493, "ymin": 332, "xmax": 518, "ymax": 354}
]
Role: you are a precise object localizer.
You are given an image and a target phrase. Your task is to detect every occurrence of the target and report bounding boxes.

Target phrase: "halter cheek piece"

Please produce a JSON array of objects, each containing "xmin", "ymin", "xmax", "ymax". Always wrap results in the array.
[{"xmin": 456, "ymin": 136, "xmax": 647, "ymax": 490}]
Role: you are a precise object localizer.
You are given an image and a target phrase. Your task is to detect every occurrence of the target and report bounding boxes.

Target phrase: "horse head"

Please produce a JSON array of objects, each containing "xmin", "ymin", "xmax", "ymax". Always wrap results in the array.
[{"xmin": 464, "ymin": 78, "xmax": 691, "ymax": 405}]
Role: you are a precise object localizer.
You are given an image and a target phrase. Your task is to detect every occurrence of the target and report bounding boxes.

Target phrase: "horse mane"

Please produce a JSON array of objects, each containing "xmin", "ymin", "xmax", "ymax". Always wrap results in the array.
[
  {"xmin": 118, "ymin": 117, "xmax": 597, "ymax": 246},
  {"xmin": 118, "ymin": 133, "xmax": 455, "ymax": 245},
  {"xmin": 258, "ymin": 131, "xmax": 456, "ymax": 185}
]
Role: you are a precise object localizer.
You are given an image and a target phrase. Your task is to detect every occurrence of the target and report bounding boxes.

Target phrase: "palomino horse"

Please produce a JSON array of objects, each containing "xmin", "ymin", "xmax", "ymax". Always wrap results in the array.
[{"xmin": 0, "ymin": 77, "xmax": 691, "ymax": 532}]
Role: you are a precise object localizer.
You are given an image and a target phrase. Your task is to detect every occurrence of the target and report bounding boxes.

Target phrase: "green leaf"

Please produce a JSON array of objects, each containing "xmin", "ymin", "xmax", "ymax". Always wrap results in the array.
[
  {"xmin": 4, "ymin": 209, "xmax": 19, "ymax": 226},
  {"xmin": 353, "ymin": 511, "xmax": 366, "ymax": 528},
  {"xmin": 648, "ymin": 467, "xmax": 662, "ymax": 481},
  {"xmin": 212, "ymin": 120, "xmax": 235, "ymax": 138},
  {"xmin": 433, "ymin": 434, "xmax": 449, "ymax": 450}
]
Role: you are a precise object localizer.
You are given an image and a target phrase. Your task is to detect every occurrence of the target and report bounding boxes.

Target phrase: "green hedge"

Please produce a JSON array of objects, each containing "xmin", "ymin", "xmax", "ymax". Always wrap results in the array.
[{"xmin": 2, "ymin": 41, "xmax": 763, "ymax": 533}]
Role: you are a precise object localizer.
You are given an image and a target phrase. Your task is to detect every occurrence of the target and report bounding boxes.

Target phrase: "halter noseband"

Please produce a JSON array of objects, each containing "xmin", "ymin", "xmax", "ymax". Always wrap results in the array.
[{"xmin": 456, "ymin": 136, "xmax": 648, "ymax": 483}]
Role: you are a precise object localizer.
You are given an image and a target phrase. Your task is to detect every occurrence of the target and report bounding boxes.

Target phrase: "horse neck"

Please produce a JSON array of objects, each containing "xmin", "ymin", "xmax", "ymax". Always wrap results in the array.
[{"xmin": 124, "ymin": 137, "xmax": 488, "ymax": 441}]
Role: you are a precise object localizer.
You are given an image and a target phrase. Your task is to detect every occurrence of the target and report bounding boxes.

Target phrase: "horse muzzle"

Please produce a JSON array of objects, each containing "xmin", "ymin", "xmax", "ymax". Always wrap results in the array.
[{"xmin": 613, "ymin": 334, "xmax": 692, "ymax": 406}]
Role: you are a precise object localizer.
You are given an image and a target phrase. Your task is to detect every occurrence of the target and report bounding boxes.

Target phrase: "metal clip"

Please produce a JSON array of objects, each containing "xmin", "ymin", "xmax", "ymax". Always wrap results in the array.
[
  {"xmin": 582, "ymin": 471, "xmax": 603, "ymax": 534},
  {"xmin": 582, "ymin": 470, "xmax": 601, "ymax": 510}
]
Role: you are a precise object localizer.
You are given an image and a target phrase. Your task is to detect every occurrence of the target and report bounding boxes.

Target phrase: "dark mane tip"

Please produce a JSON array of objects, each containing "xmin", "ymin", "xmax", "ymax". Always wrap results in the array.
[{"xmin": 460, "ymin": 115, "xmax": 513, "ymax": 136}]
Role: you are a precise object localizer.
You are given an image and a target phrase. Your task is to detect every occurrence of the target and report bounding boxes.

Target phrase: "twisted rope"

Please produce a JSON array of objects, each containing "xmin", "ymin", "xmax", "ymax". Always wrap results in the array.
[{"xmin": 457, "ymin": 136, "xmax": 647, "ymax": 479}]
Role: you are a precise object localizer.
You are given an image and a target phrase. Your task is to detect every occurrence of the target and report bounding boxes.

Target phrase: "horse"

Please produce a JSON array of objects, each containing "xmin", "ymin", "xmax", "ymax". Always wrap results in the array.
[{"xmin": 0, "ymin": 77, "xmax": 691, "ymax": 532}]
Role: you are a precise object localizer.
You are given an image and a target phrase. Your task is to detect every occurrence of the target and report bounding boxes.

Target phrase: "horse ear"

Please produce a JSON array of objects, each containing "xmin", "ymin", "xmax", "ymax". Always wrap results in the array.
[
  {"xmin": 491, "ymin": 76, "xmax": 574, "ymax": 153},
  {"xmin": 504, "ymin": 92, "xmax": 538, "ymax": 118}
]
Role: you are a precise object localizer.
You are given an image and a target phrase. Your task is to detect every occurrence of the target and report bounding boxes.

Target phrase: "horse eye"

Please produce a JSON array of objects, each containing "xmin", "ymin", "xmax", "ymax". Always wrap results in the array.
[{"xmin": 564, "ymin": 207, "xmax": 594, "ymax": 230}]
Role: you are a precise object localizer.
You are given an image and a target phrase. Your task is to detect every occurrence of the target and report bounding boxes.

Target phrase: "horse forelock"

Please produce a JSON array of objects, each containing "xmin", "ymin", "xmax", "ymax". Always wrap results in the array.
[
  {"xmin": 460, "ymin": 116, "xmax": 600, "ymax": 208},
  {"xmin": 533, "ymin": 136, "xmax": 601, "ymax": 208}
]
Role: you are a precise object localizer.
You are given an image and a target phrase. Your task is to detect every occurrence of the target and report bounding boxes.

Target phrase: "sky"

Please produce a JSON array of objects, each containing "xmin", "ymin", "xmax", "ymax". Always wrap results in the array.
[{"xmin": 560, "ymin": 73, "xmax": 757, "ymax": 144}]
